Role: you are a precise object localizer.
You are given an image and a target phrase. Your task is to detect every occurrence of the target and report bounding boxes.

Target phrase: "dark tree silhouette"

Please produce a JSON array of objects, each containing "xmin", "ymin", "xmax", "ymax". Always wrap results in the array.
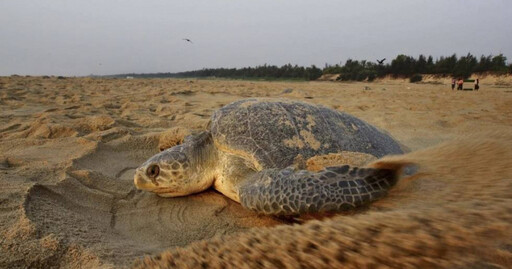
[{"xmin": 110, "ymin": 53, "xmax": 510, "ymax": 81}]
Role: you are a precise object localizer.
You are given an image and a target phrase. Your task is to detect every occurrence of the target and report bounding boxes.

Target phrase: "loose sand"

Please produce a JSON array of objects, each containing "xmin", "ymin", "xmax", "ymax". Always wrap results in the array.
[{"xmin": 1, "ymin": 76, "xmax": 511, "ymax": 268}]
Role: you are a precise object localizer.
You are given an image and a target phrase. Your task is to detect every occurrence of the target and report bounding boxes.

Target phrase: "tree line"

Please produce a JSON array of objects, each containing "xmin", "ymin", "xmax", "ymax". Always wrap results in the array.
[
  {"xmin": 119, "ymin": 64, "xmax": 323, "ymax": 81},
  {"xmin": 114, "ymin": 53, "xmax": 511, "ymax": 81},
  {"xmin": 323, "ymin": 53, "xmax": 510, "ymax": 81}
]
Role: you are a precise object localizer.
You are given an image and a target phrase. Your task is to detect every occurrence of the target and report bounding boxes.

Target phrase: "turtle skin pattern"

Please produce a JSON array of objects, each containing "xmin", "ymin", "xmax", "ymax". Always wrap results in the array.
[{"xmin": 239, "ymin": 165, "xmax": 397, "ymax": 215}]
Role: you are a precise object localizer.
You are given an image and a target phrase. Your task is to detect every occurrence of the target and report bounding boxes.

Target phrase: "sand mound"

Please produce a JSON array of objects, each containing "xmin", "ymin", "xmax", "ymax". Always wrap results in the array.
[
  {"xmin": 157, "ymin": 127, "xmax": 193, "ymax": 151},
  {"xmin": 136, "ymin": 132, "xmax": 512, "ymax": 268},
  {"xmin": 19, "ymin": 121, "xmax": 78, "ymax": 139},
  {"xmin": 72, "ymin": 115, "xmax": 116, "ymax": 134}
]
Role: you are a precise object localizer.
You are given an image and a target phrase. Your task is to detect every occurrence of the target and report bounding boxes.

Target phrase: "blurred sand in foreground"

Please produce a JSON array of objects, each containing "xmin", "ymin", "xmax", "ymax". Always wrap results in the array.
[{"xmin": 1, "ymin": 76, "xmax": 511, "ymax": 268}]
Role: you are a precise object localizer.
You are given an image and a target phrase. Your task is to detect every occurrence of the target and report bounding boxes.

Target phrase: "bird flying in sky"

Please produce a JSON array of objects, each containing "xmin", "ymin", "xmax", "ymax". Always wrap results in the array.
[
  {"xmin": 377, "ymin": 58, "xmax": 386, "ymax": 64},
  {"xmin": 182, "ymin": 38, "xmax": 193, "ymax": 44}
]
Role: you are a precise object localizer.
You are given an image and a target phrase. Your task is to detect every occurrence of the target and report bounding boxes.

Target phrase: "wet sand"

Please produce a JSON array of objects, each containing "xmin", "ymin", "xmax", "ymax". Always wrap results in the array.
[{"xmin": 1, "ymin": 75, "xmax": 511, "ymax": 268}]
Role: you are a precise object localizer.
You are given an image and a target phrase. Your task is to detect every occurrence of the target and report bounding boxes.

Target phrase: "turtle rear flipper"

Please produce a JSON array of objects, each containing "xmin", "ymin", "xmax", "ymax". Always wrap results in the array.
[{"xmin": 238, "ymin": 165, "xmax": 398, "ymax": 215}]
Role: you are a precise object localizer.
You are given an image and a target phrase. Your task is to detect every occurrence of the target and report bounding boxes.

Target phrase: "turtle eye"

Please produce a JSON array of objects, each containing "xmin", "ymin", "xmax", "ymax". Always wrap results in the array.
[{"xmin": 147, "ymin": 164, "xmax": 160, "ymax": 178}]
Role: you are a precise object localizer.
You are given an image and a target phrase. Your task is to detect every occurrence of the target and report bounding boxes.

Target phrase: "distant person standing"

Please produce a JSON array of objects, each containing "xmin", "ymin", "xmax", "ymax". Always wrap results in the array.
[
  {"xmin": 451, "ymin": 78, "xmax": 456, "ymax": 90},
  {"xmin": 457, "ymin": 78, "xmax": 463, "ymax": 90},
  {"xmin": 474, "ymin": 78, "xmax": 480, "ymax": 90}
]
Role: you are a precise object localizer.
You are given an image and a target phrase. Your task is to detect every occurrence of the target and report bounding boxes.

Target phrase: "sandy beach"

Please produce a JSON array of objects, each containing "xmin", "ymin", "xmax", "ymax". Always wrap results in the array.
[{"xmin": 1, "ymin": 75, "xmax": 512, "ymax": 268}]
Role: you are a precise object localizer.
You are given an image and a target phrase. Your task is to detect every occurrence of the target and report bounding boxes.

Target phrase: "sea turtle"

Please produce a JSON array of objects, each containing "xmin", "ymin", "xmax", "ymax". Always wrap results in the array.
[{"xmin": 134, "ymin": 98, "xmax": 403, "ymax": 215}]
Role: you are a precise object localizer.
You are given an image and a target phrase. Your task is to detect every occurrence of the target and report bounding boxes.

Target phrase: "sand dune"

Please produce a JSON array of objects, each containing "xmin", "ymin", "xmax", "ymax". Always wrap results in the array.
[{"xmin": 1, "ymin": 75, "xmax": 511, "ymax": 268}]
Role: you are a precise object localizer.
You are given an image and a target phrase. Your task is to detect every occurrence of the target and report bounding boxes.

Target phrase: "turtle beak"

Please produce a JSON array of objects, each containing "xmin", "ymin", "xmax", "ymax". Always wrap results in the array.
[{"xmin": 134, "ymin": 168, "xmax": 155, "ymax": 190}]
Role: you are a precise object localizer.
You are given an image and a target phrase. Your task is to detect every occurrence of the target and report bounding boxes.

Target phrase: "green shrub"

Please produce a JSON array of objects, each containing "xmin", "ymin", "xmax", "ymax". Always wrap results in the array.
[{"xmin": 409, "ymin": 74, "xmax": 423, "ymax": 83}]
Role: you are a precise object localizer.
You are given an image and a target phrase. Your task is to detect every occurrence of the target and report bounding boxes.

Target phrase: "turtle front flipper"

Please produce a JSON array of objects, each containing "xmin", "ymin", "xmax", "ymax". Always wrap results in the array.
[{"xmin": 238, "ymin": 165, "xmax": 398, "ymax": 215}]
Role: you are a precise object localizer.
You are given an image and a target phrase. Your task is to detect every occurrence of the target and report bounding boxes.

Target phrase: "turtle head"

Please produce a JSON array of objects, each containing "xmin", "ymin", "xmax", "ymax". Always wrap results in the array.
[{"xmin": 134, "ymin": 132, "xmax": 216, "ymax": 197}]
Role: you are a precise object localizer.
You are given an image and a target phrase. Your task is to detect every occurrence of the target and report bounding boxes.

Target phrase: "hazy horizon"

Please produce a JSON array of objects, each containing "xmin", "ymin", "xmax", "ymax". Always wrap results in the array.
[{"xmin": 1, "ymin": 0, "xmax": 511, "ymax": 76}]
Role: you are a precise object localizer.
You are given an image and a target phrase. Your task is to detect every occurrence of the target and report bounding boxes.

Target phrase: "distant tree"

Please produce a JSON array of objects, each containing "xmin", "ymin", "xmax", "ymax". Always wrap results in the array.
[
  {"xmin": 435, "ymin": 54, "xmax": 457, "ymax": 74},
  {"xmin": 390, "ymin": 54, "xmax": 416, "ymax": 76},
  {"xmin": 367, "ymin": 72, "xmax": 377, "ymax": 81},
  {"xmin": 491, "ymin": 54, "xmax": 508, "ymax": 73},
  {"xmin": 409, "ymin": 74, "xmax": 423, "ymax": 83},
  {"xmin": 305, "ymin": 65, "xmax": 322, "ymax": 80},
  {"xmin": 416, "ymin": 54, "xmax": 427, "ymax": 73},
  {"xmin": 426, "ymin": 55, "xmax": 435, "ymax": 73},
  {"xmin": 476, "ymin": 55, "xmax": 493, "ymax": 72},
  {"xmin": 454, "ymin": 53, "xmax": 477, "ymax": 78},
  {"xmin": 323, "ymin": 64, "xmax": 343, "ymax": 74}
]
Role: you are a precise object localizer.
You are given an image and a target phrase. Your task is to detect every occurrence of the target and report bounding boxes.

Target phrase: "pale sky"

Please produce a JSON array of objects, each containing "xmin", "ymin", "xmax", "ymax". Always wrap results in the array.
[{"xmin": 1, "ymin": 0, "xmax": 511, "ymax": 76}]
